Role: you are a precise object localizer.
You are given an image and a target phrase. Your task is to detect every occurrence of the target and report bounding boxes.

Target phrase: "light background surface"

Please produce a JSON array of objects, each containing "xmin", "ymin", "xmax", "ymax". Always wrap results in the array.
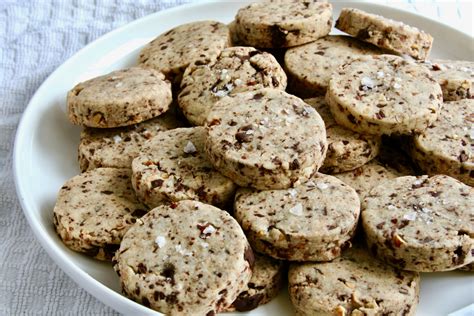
[{"xmin": 0, "ymin": 1, "xmax": 472, "ymax": 315}]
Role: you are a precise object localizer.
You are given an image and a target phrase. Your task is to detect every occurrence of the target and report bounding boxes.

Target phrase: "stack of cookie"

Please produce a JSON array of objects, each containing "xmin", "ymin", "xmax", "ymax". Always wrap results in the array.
[{"xmin": 53, "ymin": 1, "xmax": 473, "ymax": 315}]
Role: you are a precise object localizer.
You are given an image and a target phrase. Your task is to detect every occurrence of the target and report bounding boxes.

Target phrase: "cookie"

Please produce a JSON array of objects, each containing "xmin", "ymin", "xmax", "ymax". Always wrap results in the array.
[
  {"xmin": 179, "ymin": 46, "xmax": 287, "ymax": 126},
  {"xmin": 326, "ymin": 54, "xmax": 443, "ymax": 135},
  {"xmin": 113, "ymin": 200, "xmax": 253, "ymax": 315},
  {"xmin": 234, "ymin": 173, "xmax": 360, "ymax": 261},
  {"xmin": 288, "ymin": 245, "xmax": 420, "ymax": 316},
  {"xmin": 78, "ymin": 110, "xmax": 183, "ymax": 172},
  {"xmin": 421, "ymin": 59, "xmax": 474, "ymax": 101},
  {"xmin": 409, "ymin": 99, "xmax": 473, "ymax": 186},
  {"xmin": 305, "ymin": 97, "xmax": 381, "ymax": 173},
  {"xmin": 333, "ymin": 160, "xmax": 405, "ymax": 200},
  {"xmin": 362, "ymin": 175, "xmax": 474, "ymax": 272},
  {"xmin": 226, "ymin": 253, "xmax": 285, "ymax": 312},
  {"xmin": 205, "ymin": 89, "xmax": 327, "ymax": 190},
  {"xmin": 234, "ymin": 1, "xmax": 332, "ymax": 48},
  {"xmin": 53, "ymin": 168, "xmax": 148, "ymax": 261},
  {"xmin": 285, "ymin": 35, "xmax": 383, "ymax": 98},
  {"xmin": 138, "ymin": 21, "xmax": 230, "ymax": 85},
  {"xmin": 335, "ymin": 7, "xmax": 433, "ymax": 60},
  {"xmin": 132, "ymin": 127, "xmax": 236, "ymax": 208},
  {"xmin": 67, "ymin": 67, "xmax": 172, "ymax": 128}
]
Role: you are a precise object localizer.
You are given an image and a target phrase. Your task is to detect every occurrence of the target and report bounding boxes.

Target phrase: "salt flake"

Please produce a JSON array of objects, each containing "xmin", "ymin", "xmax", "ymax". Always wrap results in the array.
[
  {"xmin": 113, "ymin": 135, "xmax": 122, "ymax": 143},
  {"xmin": 316, "ymin": 182, "xmax": 329, "ymax": 190},
  {"xmin": 403, "ymin": 212, "xmax": 417, "ymax": 221},
  {"xmin": 155, "ymin": 236, "xmax": 166, "ymax": 248},
  {"xmin": 183, "ymin": 141, "xmax": 197, "ymax": 154},
  {"xmin": 202, "ymin": 224, "xmax": 216, "ymax": 235},
  {"xmin": 376, "ymin": 71, "xmax": 385, "ymax": 79},
  {"xmin": 289, "ymin": 203, "xmax": 304, "ymax": 216},
  {"xmin": 361, "ymin": 77, "xmax": 375, "ymax": 89}
]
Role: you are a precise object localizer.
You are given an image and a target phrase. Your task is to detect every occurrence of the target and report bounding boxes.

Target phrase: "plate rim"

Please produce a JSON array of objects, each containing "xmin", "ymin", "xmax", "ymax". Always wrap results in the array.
[{"xmin": 12, "ymin": 1, "xmax": 474, "ymax": 315}]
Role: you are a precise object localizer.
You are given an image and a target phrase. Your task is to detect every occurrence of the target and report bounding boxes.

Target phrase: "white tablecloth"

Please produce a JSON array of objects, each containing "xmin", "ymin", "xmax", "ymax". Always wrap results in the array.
[{"xmin": 0, "ymin": 1, "xmax": 471, "ymax": 315}]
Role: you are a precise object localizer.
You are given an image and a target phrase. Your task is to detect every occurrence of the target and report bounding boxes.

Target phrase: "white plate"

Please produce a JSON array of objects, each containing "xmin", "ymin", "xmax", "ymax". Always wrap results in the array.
[{"xmin": 13, "ymin": 1, "xmax": 474, "ymax": 315}]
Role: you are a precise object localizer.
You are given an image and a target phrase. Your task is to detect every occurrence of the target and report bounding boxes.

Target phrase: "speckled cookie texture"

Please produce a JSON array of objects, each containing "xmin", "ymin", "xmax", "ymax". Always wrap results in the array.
[
  {"xmin": 305, "ymin": 97, "xmax": 381, "ymax": 174},
  {"xmin": 53, "ymin": 168, "xmax": 148, "ymax": 261},
  {"xmin": 67, "ymin": 67, "xmax": 172, "ymax": 128},
  {"xmin": 113, "ymin": 200, "xmax": 254, "ymax": 315},
  {"xmin": 334, "ymin": 160, "xmax": 405, "ymax": 200},
  {"xmin": 179, "ymin": 46, "xmax": 287, "ymax": 126},
  {"xmin": 421, "ymin": 59, "xmax": 474, "ymax": 101},
  {"xmin": 285, "ymin": 35, "xmax": 383, "ymax": 98},
  {"xmin": 234, "ymin": 1, "xmax": 333, "ymax": 48},
  {"xmin": 410, "ymin": 99, "xmax": 474, "ymax": 186},
  {"xmin": 335, "ymin": 7, "xmax": 433, "ymax": 60},
  {"xmin": 226, "ymin": 253, "xmax": 285, "ymax": 312},
  {"xmin": 362, "ymin": 175, "xmax": 474, "ymax": 272},
  {"xmin": 205, "ymin": 89, "xmax": 327, "ymax": 190},
  {"xmin": 326, "ymin": 54, "xmax": 443, "ymax": 135},
  {"xmin": 138, "ymin": 21, "xmax": 230, "ymax": 85},
  {"xmin": 78, "ymin": 110, "xmax": 183, "ymax": 172},
  {"xmin": 234, "ymin": 173, "xmax": 360, "ymax": 261},
  {"xmin": 132, "ymin": 127, "xmax": 236, "ymax": 208},
  {"xmin": 288, "ymin": 245, "xmax": 420, "ymax": 316}
]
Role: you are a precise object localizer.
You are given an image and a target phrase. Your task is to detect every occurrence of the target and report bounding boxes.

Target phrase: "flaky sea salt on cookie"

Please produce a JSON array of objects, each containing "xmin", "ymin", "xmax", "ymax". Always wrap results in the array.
[
  {"xmin": 53, "ymin": 168, "xmax": 148, "ymax": 261},
  {"xmin": 234, "ymin": 1, "xmax": 332, "ymax": 48},
  {"xmin": 421, "ymin": 59, "xmax": 474, "ymax": 101},
  {"xmin": 285, "ymin": 35, "xmax": 383, "ymax": 97},
  {"xmin": 179, "ymin": 46, "xmax": 287, "ymax": 126},
  {"xmin": 362, "ymin": 175, "xmax": 473, "ymax": 272},
  {"xmin": 410, "ymin": 99, "xmax": 474, "ymax": 186},
  {"xmin": 113, "ymin": 200, "xmax": 253, "ymax": 315},
  {"xmin": 138, "ymin": 21, "xmax": 230, "ymax": 85},
  {"xmin": 67, "ymin": 67, "xmax": 172, "ymax": 128},
  {"xmin": 335, "ymin": 7, "xmax": 433, "ymax": 60},
  {"xmin": 326, "ymin": 54, "xmax": 443, "ymax": 135},
  {"xmin": 288, "ymin": 245, "xmax": 420, "ymax": 316},
  {"xmin": 205, "ymin": 89, "xmax": 327, "ymax": 190},
  {"xmin": 234, "ymin": 173, "xmax": 360, "ymax": 261},
  {"xmin": 132, "ymin": 127, "xmax": 236, "ymax": 208},
  {"xmin": 305, "ymin": 96, "xmax": 381, "ymax": 173},
  {"xmin": 78, "ymin": 110, "xmax": 183, "ymax": 172}
]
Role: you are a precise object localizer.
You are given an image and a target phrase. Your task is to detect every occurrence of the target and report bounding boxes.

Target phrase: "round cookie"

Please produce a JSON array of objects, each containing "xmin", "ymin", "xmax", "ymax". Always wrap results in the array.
[
  {"xmin": 335, "ymin": 7, "xmax": 433, "ymax": 60},
  {"xmin": 178, "ymin": 46, "xmax": 287, "ymax": 126},
  {"xmin": 326, "ymin": 54, "xmax": 443, "ymax": 135},
  {"xmin": 234, "ymin": 173, "xmax": 360, "ymax": 261},
  {"xmin": 67, "ymin": 67, "xmax": 172, "ymax": 128},
  {"xmin": 288, "ymin": 245, "xmax": 420, "ymax": 316},
  {"xmin": 205, "ymin": 89, "xmax": 327, "ymax": 190},
  {"xmin": 285, "ymin": 35, "xmax": 383, "ymax": 97},
  {"xmin": 53, "ymin": 168, "xmax": 148, "ymax": 261},
  {"xmin": 422, "ymin": 59, "xmax": 474, "ymax": 101},
  {"xmin": 113, "ymin": 200, "xmax": 254, "ymax": 315},
  {"xmin": 234, "ymin": 1, "xmax": 333, "ymax": 48},
  {"xmin": 410, "ymin": 99, "xmax": 473, "ymax": 186},
  {"xmin": 305, "ymin": 97, "xmax": 381, "ymax": 173},
  {"xmin": 333, "ymin": 160, "xmax": 405, "ymax": 200},
  {"xmin": 225, "ymin": 253, "xmax": 285, "ymax": 312},
  {"xmin": 132, "ymin": 127, "xmax": 236, "ymax": 208},
  {"xmin": 78, "ymin": 110, "xmax": 183, "ymax": 172},
  {"xmin": 362, "ymin": 175, "xmax": 474, "ymax": 272},
  {"xmin": 138, "ymin": 21, "xmax": 230, "ymax": 85}
]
